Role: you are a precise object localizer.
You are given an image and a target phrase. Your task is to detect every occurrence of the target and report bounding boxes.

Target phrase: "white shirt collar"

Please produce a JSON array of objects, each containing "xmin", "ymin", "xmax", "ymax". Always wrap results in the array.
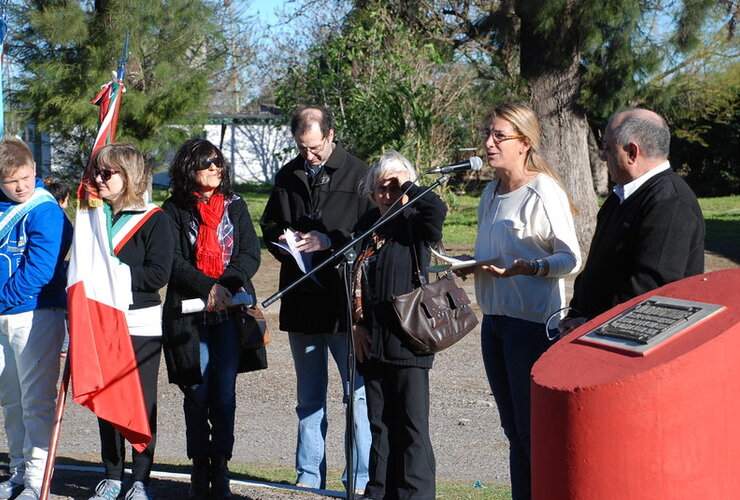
[{"xmin": 613, "ymin": 160, "xmax": 671, "ymax": 203}]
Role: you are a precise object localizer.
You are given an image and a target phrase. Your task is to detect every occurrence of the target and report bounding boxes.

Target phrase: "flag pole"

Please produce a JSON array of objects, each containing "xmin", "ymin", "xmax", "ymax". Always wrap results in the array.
[{"xmin": 39, "ymin": 31, "xmax": 131, "ymax": 500}]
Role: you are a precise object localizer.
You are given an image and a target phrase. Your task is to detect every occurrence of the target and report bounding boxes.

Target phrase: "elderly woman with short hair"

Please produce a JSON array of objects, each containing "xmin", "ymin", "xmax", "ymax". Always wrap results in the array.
[{"xmin": 352, "ymin": 150, "xmax": 447, "ymax": 500}]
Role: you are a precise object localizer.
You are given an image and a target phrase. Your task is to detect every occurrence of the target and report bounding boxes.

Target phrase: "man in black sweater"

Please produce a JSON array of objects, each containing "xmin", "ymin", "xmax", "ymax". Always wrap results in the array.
[
  {"xmin": 260, "ymin": 106, "xmax": 373, "ymax": 493},
  {"xmin": 559, "ymin": 108, "xmax": 705, "ymax": 334}
]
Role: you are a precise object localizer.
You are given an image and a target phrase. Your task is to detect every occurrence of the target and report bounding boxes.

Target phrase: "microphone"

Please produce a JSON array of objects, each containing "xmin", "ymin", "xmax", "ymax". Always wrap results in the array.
[{"xmin": 425, "ymin": 157, "xmax": 483, "ymax": 175}]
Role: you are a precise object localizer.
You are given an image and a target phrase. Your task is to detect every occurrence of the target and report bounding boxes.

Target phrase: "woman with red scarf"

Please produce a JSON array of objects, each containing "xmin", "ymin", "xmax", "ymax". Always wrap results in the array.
[{"xmin": 162, "ymin": 139, "xmax": 265, "ymax": 500}]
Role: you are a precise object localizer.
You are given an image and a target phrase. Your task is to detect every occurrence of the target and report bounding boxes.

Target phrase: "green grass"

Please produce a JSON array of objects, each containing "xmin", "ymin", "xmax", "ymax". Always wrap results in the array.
[
  {"xmin": 699, "ymin": 195, "xmax": 740, "ymax": 255},
  {"xmin": 153, "ymin": 188, "xmax": 740, "ymax": 261}
]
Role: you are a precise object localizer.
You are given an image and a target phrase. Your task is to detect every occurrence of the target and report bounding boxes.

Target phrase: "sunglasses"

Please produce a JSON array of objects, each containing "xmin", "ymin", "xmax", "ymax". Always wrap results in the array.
[
  {"xmin": 196, "ymin": 157, "xmax": 225, "ymax": 171},
  {"xmin": 91, "ymin": 167, "xmax": 120, "ymax": 181}
]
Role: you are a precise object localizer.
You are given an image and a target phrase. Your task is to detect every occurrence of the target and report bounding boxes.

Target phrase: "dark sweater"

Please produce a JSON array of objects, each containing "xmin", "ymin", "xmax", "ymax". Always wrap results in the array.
[
  {"xmin": 570, "ymin": 169, "xmax": 705, "ymax": 319},
  {"xmin": 114, "ymin": 209, "xmax": 174, "ymax": 309},
  {"xmin": 260, "ymin": 142, "xmax": 374, "ymax": 334},
  {"xmin": 356, "ymin": 182, "xmax": 447, "ymax": 368}
]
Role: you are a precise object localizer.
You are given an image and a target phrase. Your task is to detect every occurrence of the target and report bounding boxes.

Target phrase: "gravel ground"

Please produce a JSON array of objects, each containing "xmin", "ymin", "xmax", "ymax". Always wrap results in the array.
[{"xmin": 1, "ymin": 249, "xmax": 735, "ymax": 499}]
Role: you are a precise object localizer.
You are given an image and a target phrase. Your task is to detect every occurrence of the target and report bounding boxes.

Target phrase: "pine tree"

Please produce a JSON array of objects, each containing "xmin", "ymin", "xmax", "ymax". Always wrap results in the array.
[{"xmin": 7, "ymin": 0, "xmax": 224, "ymax": 170}]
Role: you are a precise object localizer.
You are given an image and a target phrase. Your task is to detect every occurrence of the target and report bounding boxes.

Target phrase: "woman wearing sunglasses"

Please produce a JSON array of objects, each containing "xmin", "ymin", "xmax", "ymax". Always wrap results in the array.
[
  {"xmin": 457, "ymin": 103, "xmax": 581, "ymax": 500},
  {"xmin": 86, "ymin": 143, "xmax": 174, "ymax": 500},
  {"xmin": 162, "ymin": 138, "xmax": 265, "ymax": 500}
]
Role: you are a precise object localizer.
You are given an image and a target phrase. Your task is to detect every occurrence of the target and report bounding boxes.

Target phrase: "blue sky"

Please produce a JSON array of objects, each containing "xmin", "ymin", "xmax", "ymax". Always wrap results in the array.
[{"xmin": 245, "ymin": 0, "xmax": 280, "ymax": 26}]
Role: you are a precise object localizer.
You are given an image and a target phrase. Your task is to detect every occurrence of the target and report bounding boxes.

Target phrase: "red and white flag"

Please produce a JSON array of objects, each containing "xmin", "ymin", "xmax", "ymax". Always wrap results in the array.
[{"xmin": 67, "ymin": 77, "xmax": 151, "ymax": 452}]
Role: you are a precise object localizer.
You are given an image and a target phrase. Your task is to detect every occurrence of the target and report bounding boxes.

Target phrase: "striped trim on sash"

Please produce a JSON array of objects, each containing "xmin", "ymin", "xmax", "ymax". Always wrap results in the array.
[
  {"xmin": 110, "ymin": 203, "xmax": 162, "ymax": 256},
  {"xmin": 0, "ymin": 188, "xmax": 56, "ymax": 242}
]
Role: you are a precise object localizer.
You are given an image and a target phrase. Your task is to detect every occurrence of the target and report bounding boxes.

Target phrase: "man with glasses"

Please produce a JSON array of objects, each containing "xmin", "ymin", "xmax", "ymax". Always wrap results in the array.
[
  {"xmin": 260, "ymin": 106, "xmax": 373, "ymax": 494},
  {"xmin": 559, "ymin": 108, "xmax": 705, "ymax": 335}
]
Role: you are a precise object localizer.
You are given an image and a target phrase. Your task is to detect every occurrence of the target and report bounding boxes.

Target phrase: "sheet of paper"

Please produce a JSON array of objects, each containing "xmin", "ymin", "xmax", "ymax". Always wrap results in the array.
[
  {"xmin": 429, "ymin": 246, "xmax": 498, "ymax": 271},
  {"xmin": 271, "ymin": 228, "xmax": 322, "ymax": 286},
  {"xmin": 271, "ymin": 228, "xmax": 314, "ymax": 275}
]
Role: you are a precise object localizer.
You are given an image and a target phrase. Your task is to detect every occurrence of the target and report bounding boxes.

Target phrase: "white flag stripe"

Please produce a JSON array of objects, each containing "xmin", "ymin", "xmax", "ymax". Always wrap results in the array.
[{"xmin": 67, "ymin": 206, "xmax": 132, "ymax": 310}]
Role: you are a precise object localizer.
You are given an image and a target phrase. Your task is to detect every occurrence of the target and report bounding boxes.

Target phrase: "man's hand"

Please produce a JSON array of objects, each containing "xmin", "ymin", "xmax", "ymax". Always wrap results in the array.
[
  {"xmin": 207, "ymin": 283, "xmax": 232, "ymax": 312},
  {"xmin": 294, "ymin": 230, "xmax": 331, "ymax": 253},
  {"xmin": 557, "ymin": 316, "xmax": 587, "ymax": 336},
  {"xmin": 352, "ymin": 324, "xmax": 371, "ymax": 363}
]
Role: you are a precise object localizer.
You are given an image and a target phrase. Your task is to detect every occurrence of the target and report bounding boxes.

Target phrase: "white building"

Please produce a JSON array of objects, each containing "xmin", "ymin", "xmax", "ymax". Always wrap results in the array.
[{"xmin": 205, "ymin": 111, "xmax": 294, "ymax": 184}]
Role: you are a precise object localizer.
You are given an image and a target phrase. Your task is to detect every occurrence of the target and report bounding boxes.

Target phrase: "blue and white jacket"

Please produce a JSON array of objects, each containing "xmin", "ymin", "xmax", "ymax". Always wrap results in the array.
[{"xmin": 0, "ymin": 178, "xmax": 73, "ymax": 314}]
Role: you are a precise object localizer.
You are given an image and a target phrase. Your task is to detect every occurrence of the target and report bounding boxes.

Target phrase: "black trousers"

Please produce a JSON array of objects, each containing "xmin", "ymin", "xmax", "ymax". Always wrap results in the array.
[
  {"xmin": 363, "ymin": 361, "xmax": 435, "ymax": 500},
  {"xmin": 98, "ymin": 335, "xmax": 161, "ymax": 485}
]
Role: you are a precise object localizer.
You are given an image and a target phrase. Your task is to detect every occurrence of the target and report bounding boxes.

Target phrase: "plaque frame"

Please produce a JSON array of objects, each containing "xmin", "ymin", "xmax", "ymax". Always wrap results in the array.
[{"xmin": 579, "ymin": 295, "xmax": 724, "ymax": 355}]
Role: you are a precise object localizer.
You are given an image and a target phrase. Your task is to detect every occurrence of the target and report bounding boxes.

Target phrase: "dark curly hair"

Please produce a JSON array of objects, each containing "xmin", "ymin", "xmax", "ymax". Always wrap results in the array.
[{"xmin": 168, "ymin": 138, "xmax": 234, "ymax": 208}]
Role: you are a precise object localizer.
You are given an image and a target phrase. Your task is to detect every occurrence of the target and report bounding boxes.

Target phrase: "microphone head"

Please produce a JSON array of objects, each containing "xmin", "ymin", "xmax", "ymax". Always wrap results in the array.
[{"xmin": 469, "ymin": 156, "xmax": 483, "ymax": 171}]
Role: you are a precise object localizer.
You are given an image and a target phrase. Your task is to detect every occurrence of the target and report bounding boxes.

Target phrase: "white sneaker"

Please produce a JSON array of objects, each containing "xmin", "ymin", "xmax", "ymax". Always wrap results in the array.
[
  {"xmin": 15, "ymin": 486, "xmax": 39, "ymax": 500},
  {"xmin": 0, "ymin": 480, "xmax": 24, "ymax": 500},
  {"xmin": 124, "ymin": 481, "xmax": 151, "ymax": 500},
  {"xmin": 89, "ymin": 479, "xmax": 122, "ymax": 500}
]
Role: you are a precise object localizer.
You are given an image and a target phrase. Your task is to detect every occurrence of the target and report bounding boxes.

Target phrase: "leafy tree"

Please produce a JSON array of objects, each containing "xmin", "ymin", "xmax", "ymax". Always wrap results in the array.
[
  {"xmin": 370, "ymin": 0, "xmax": 738, "ymax": 251},
  {"xmin": 7, "ymin": 0, "xmax": 224, "ymax": 173},
  {"xmin": 274, "ymin": 1, "xmax": 485, "ymax": 170}
]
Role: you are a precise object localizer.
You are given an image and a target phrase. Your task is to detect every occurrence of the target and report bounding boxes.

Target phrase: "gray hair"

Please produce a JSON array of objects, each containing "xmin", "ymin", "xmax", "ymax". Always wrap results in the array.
[
  {"xmin": 608, "ymin": 109, "xmax": 671, "ymax": 160},
  {"xmin": 360, "ymin": 149, "xmax": 418, "ymax": 200}
]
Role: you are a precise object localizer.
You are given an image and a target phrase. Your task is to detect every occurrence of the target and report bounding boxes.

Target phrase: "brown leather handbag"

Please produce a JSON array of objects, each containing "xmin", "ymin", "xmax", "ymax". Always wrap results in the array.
[{"xmin": 392, "ymin": 242, "xmax": 478, "ymax": 354}]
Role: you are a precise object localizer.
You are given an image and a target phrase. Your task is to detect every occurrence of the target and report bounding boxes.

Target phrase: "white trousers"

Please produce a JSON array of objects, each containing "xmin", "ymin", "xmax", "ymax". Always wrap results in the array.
[{"xmin": 0, "ymin": 309, "xmax": 64, "ymax": 489}]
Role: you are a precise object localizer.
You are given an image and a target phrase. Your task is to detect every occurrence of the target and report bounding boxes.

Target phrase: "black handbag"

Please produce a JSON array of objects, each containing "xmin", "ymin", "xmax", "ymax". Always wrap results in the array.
[{"xmin": 392, "ymin": 241, "xmax": 478, "ymax": 354}]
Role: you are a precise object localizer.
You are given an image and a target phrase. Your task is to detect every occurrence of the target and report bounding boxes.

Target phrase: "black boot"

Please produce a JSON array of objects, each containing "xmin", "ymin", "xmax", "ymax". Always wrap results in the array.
[
  {"xmin": 210, "ymin": 455, "xmax": 232, "ymax": 499},
  {"xmin": 188, "ymin": 455, "xmax": 210, "ymax": 499}
]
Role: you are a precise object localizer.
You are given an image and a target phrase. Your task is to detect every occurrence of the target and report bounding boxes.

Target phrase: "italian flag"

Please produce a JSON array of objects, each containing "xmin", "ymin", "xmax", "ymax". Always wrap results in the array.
[{"xmin": 67, "ymin": 77, "xmax": 151, "ymax": 452}]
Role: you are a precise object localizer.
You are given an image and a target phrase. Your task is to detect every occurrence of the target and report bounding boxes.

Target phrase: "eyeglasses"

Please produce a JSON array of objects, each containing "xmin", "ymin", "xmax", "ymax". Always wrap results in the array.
[
  {"xmin": 480, "ymin": 129, "xmax": 527, "ymax": 144},
  {"xmin": 197, "ymin": 157, "xmax": 225, "ymax": 171},
  {"xmin": 296, "ymin": 137, "xmax": 328, "ymax": 156},
  {"xmin": 92, "ymin": 167, "xmax": 120, "ymax": 181}
]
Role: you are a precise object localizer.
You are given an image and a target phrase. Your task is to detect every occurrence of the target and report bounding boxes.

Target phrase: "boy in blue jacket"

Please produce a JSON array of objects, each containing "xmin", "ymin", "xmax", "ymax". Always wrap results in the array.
[{"xmin": 0, "ymin": 138, "xmax": 73, "ymax": 500}]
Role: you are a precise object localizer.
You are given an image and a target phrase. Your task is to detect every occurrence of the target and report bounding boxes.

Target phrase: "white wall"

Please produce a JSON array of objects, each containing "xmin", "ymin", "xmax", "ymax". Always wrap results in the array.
[{"xmin": 205, "ymin": 123, "xmax": 294, "ymax": 183}]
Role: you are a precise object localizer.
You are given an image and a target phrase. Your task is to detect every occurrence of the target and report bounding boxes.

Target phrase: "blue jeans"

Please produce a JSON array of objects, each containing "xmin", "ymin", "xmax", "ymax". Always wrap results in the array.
[
  {"xmin": 181, "ymin": 319, "xmax": 241, "ymax": 459},
  {"xmin": 481, "ymin": 315, "xmax": 556, "ymax": 500},
  {"xmin": 288, "ymin": 332, "xmax": 371, "ymax": 490}
]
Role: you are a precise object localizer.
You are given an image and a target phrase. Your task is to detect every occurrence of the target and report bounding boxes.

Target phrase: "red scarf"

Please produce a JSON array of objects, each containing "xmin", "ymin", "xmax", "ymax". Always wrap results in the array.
[{"xmin": 195, "ymin": 192, "xmax": 225, "ymax": 278}]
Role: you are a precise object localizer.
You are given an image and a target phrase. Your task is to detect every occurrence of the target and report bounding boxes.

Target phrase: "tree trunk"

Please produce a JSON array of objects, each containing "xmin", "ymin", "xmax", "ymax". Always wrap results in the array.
[
  {"xmin": 587, "ymin": 126, "xmax": 609, "ymax": 196},
  {"xmin": 518, "ymin": 12, "xmax": 598, "ymax": 257}
]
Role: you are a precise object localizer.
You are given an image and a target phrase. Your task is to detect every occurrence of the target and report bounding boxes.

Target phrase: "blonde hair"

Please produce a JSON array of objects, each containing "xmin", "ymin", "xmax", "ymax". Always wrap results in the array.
[
  {"xmin": 0, "ymin": 137, "xmax": 35, "ymax": 178},
  {"xmin": 89, "ymin": 143, "xmax": 148, "ymax": 208},
  {"xmin": 485, "ymin": 103, "xmax": 578, "ymax": 214}
]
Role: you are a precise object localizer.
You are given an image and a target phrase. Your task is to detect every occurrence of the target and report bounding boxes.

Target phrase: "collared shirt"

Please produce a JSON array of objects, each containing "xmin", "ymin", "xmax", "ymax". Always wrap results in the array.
[
  {"xmin": 613, "ymin": 160, "xmax": 671, "ymax": 203},
  {"xmin": 304, "ymin": 160, "xmax": 323, "ymax": 180}
]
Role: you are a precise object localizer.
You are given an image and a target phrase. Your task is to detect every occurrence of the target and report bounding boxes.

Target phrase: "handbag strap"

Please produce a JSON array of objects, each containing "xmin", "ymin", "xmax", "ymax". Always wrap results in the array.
[{"xmin": 406, "ymin": 220, "xmax": 428, "ymax": 287}]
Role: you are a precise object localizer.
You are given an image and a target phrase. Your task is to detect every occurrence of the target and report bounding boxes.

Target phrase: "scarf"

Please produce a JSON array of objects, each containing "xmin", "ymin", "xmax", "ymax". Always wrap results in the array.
[
  {"xmin": 195, "ymin": 192, "xmax": 225, "ymax": 278},
  {"xmin": 352, "ymin": 232, "xmax": 385, "ymax": 323}
]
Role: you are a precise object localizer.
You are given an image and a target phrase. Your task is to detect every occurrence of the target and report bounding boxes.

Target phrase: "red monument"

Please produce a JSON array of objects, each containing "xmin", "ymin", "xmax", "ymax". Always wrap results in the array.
[{"xmin": 531, "ymin": 268, "xmax": 740, "ymax": 500}]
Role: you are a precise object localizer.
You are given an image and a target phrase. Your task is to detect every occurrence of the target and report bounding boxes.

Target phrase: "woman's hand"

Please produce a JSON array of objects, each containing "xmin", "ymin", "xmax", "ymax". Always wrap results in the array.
[
  {"xmin": 451, "ymin": 254, "xmax": 475, "ymax": 278},
  {"xmin": 207, "ymin": 283, "xmax": 233, "ymax": 312},
  {"xmin": 352, "ymin": 324, "xmax": 371, "ymax": 363},
  {"xmin": 480, "ymin": 258, "xmax": 536, "ymax": 278}
]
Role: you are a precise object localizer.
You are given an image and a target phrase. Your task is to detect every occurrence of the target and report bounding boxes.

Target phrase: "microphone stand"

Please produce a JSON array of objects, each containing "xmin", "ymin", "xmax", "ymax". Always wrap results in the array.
[{"xmin": 262, "ymin": 174, "xmax": 450, "ymax": 499}]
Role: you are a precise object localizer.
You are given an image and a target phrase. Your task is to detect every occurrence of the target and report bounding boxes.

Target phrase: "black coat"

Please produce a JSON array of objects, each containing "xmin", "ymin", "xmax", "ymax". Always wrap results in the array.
[
  {"xmin": 570, "ymin": 169, "xmax": 705, "ymax": 319},
  {"xmin": 356, "ymin": 182, "xmax": 447, "ymax": 368},
  {"xmin": 162, "ymin": 195, "xmax": 266, "ymax": 386},
  {"xmin": 114, "ymin": 208, "xmax": 174, "ymax": 309},
  {"xmin": 260, "ymin": 142, "xmax": 374, "ymax": 334}
]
